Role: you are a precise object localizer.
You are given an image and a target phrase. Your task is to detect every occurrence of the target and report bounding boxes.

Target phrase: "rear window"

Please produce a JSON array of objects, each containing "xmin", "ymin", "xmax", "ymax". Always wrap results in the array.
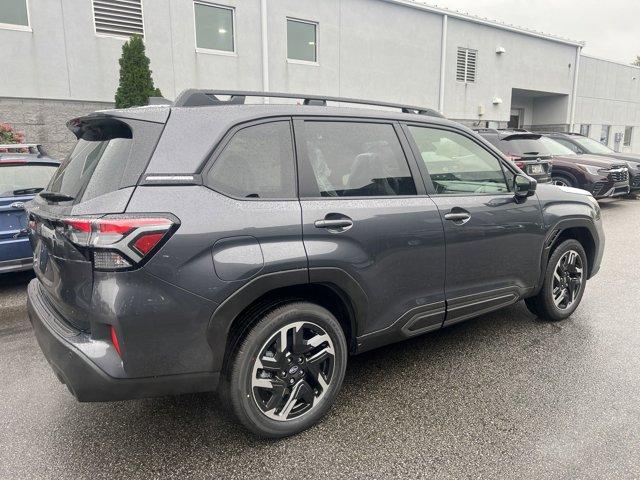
[
  {"xmin": 0, "ymin": 164, "xmax": 58, "ymax": 196},
  {"xmin": 496, "ymin": 138, "xmax": 551, "ymax": 157},
  {"xmin": 47, "ymin": 117, "xmax": 163, "ymax": 203}
]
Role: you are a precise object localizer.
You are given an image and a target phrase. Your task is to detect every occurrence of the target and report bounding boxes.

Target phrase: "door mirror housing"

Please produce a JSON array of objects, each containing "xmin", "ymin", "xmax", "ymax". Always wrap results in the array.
[{"xmin": 514, "ymin": 174, "xmax": 537, "ymax": 198}]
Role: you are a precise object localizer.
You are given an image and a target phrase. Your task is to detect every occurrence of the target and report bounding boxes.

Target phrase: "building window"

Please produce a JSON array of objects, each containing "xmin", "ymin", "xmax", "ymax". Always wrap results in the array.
[
  {"xmin": 92, "ymin": 0, "xmax": 144, "ymax": 38},
  {"xmin": 456, "ymin": 47, "xmax": 477, "ymax": 83},
  {"xmin": 194, "ymin": 2, "xmax": 235, "ymax": 54},
  {"xmin": 0, "ymin": 0, "xmax": 30, "ymax": 31},
  {"xmin": 579, "ymin": 124, "xmax": 590, "ymax": 137},
  {"xmin": 624, "ymin": 126, "xmax": 633, "ymax": 147},
  {"xmin": 600, "ymin": 125, "xmax": 611, "ymax": 145},
  {"xmin": 287, "ymin": 18, "xmax": 317, "ymax": 63}
]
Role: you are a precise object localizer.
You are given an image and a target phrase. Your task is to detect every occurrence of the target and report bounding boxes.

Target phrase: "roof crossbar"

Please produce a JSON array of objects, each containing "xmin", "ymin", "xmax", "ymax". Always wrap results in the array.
[{"xmin": 173, "ymin": 89, "xmax": 443, "ymax": 117}]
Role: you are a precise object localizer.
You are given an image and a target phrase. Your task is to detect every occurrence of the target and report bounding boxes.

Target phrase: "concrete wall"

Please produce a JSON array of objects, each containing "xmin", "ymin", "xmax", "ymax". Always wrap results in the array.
[
  {"xmin": 444, "ymin": 18, "xmax": 577, "ymax": 123},
  {"xmin": 575, "ymin": 56, "xmax": 640, "ymax": 152},
  {"xmin": 0, "ymin": 0, "xmax": 638, "ymax": 154},
  {"xmin": 0, "ymin": 97, "xmax": 112, "ymax": 159}
]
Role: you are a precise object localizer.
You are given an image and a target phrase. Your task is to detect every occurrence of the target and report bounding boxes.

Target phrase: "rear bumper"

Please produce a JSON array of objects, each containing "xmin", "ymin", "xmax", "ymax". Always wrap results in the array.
[
  {"xmin": 27, "ymin": 279, "xmax": 219, "ymax": 402},
  {"xmin": 0, "ymin": 257, "xmax": 33, "ymax": 273}
]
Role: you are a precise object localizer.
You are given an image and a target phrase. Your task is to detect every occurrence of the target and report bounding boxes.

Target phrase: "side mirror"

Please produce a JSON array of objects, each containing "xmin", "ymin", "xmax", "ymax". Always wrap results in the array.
[{"xmin": 514, "ymin": 174, "xmax": 537, "ymax": 198}]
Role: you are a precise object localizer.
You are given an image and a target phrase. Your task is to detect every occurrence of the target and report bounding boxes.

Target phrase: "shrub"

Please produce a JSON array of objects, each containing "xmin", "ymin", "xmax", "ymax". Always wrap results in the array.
[{"xmin": 114, "ymin": 35, "xmax": 162, "ymax": 108}]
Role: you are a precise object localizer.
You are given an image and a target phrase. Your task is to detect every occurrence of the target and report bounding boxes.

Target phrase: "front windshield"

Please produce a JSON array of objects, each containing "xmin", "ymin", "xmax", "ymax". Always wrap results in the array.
[
  {"xmin": 540, "ymin": 137, "xmax": 577, "ymax": 156},
  {"xmin": 0, "ymin": 164, "xmax": 59, "ymax": 196},
  {"xmin": 574, "ymin": 137, "xmax": 615, "ymax": 154}
]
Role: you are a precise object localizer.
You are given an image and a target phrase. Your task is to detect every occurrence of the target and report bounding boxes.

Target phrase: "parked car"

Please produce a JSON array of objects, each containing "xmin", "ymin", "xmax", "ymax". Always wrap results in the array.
[
  {"xmin": 539, "ymin": 132, "xmax": 640, "ymax": 191},
  {"xmin": 473, "ymin": 129, "xmax": 552, "ymax": 184},
  {"xmin": 537, "ymin": 136, "xmax": 630, "ymax": 198},
  {"xmin": 0, "ymin": 144, "xmax": 59, "ymax": 273},
  {"xmin": 27, "ymin": 90, "xmax": 604, "ymax": 438}
]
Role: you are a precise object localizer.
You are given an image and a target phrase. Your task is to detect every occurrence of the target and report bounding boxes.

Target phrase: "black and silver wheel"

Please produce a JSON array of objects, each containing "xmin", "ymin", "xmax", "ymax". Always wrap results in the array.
[
  {"xmin": 525, "ymin": 239, "xmax": 588, "ymax": 321},
  {"xmin": 552, "ymin": 175, "xmax": 574, "ymax": 187},
  {"xmin": 227, "ymin": 302, "xmax": 347, "ymax": 437}
]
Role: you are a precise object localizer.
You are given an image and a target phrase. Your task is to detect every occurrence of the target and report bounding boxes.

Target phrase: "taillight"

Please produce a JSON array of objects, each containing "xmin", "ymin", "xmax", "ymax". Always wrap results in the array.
[
  {"xmin": 110, "ymin": 325, "xmax": 122, "ymax": 357},
  {"xmin": 59, "ymin": 215, "xmax": 176, "ymax": 271},
  {"xmin": 506, "ymin": 155, "xmax": 525, "ymax": 170}
]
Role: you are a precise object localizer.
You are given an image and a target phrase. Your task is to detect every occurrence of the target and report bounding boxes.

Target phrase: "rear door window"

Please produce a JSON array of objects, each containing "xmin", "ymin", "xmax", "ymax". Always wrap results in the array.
[
  {"xmin": 206, "ymin": 121, "xmax": 296, "ymax": 199},
  {"xmin": 300, "ymin": 121, "xmax": 417, "ymax": 197},
  {"xmin": 408, "ymin": 126, "xmax": 509, "ymax": 195}
]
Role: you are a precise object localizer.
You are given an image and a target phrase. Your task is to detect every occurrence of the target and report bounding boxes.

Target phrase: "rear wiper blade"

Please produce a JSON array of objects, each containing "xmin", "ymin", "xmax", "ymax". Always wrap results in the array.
[
  {"xmin": 13, "ymin": 187, "xmax": 44, "ymax": 195},
  {"xmin": 39, "ymin": 191, "xmax": 75, "ymax": 202}
]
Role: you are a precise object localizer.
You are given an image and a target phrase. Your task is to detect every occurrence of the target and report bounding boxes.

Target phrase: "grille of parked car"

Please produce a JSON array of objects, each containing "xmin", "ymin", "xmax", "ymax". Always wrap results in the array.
[
  {"xmin": 609, "ymin": 168, "xmax": 629, "ymax": 182},
  {"xmin": 592, "ymin": 182, "xmax": 607, "ymax": 196}
]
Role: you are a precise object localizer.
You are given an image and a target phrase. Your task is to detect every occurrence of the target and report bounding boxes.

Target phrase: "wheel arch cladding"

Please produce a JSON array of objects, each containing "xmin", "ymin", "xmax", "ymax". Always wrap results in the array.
[
  {"xmin": 207, "ymin": 269, "xmax": 367, "ymax": 373},
  {"xmin": 552, "ymin": 227, "xmax": 596, "ymax": 277}
]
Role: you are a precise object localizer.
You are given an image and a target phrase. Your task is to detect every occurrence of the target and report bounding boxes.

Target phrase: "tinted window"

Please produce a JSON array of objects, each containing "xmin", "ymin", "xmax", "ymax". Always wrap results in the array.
[
  {"xmin": 0, "ymin": 165, "xmax": 58, "ymax": 196},
  {"xmin": 553, "ymin": 138, "xmax": 582, "ymax": 153},
  {"xmin": 207, "ymin": 122, "xmax": 296, "ymax": 199},
  {"xmin": 409, "ymin": 126, "xmax": 509, "ymax": 195},
  {"xmin": 540, "ymin": 137, "xmax": 576, "ymax": 156},
  {"xmin": 497, "ymin": 137, "xmax": 551, "ymax": 157},
  {"xmin": 48, "ymin": 118, "xmax": 164, "ymax": 203},
  {"xmin": 573, "ymin": 137, "xmax": 615, "ymax": 154},
  {"xmin": 303, "ymin": 122, "xmax": 416, "ymax": 197}
]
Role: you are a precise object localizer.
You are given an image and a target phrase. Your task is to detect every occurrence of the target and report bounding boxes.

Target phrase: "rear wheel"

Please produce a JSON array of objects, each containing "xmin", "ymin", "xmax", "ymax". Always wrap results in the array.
[
  {"xmin": 552, "ymin": 174, "xmax": 574, "ymax": 187},
  {"xmin": 226, "ymin": 302, "xmax": 347, "ymax": 438},
  {"xmin": 525, "ymin": 239, "xmax": 587, "ymax": 321}
]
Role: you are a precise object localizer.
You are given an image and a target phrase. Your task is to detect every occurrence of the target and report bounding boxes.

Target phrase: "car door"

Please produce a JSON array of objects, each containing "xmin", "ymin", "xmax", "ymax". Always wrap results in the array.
[
  {"xmin": 295, "ymin": 118, "xmax": 446, "ymax": 342},
  {"xmin": 404, "ymin": 124, "xmax": 545, "ymax": 326}
]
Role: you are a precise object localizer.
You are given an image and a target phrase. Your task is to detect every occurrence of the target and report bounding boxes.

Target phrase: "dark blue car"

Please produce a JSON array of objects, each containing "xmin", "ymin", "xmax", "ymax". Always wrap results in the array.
[{"xmin": 0, "ymin": 144, "xmax": 59, "ymax": 273}]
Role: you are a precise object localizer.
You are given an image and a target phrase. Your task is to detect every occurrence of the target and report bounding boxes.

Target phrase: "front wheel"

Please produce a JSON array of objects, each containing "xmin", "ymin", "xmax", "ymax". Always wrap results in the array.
[
  {"xmin": 552, "ymin": 175, "xmax": 574, "ymax": 188},
  {"xmin": 227, "ymin": 302, "xmax": 348, "ymax": 438},
  {"xmin": 525, "ymin": 239, "xmax": 588, "ymax": 321}
]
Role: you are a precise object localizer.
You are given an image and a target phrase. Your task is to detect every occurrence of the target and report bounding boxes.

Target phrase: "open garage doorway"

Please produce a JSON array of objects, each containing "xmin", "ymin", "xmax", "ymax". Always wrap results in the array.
[{"xmin": 510, "ymin": 88, "xmax": 570, "ymax": 131}]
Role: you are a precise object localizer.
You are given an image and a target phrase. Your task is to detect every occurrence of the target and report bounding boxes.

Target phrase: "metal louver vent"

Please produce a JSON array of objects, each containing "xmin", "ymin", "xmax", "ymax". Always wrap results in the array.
[
  {"xmin": 456, "ymin": 47, "xmax": 477, "ymax": 83},
  {"xmin": 93, "ymin": 0, "xmax": 144, "ymax": 38}
]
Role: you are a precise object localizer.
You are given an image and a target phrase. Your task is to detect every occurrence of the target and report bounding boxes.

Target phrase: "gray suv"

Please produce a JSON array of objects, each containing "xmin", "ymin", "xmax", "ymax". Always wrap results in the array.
[{"xmin": 27, "ymin": 90, "xmax": 604, "ymax": 438}]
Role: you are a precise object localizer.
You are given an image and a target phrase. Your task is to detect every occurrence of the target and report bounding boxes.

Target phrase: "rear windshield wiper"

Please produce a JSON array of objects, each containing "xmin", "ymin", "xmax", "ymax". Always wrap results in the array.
[
  {"xmin": 39, "ymin": 191, "xmax": 75, "ymax": 202},
  {"xmin": 12, "ymin": 187, "xmax": 44, "ymax": 195}
]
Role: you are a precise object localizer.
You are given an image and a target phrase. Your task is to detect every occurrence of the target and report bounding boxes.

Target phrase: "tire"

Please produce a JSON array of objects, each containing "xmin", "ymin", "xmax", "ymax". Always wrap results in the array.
[
  {"xmin": 226, "ymin": 301, "xmax": 348, "ymax": 438},
  {"xmin": 525, "ymin": 239, "xmax": 588, "ymax": 321},
  {"xmin": 552, "ymin": 174, "xmax": 574, "ymax": 188}
]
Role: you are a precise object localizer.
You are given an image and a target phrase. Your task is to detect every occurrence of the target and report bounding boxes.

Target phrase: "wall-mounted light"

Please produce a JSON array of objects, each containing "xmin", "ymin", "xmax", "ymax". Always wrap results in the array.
[
  {"xmin": 496, "ymin": 46, "xmax": 506, "ymax": 54},
  {"xmin": 218, "ymin": 28, "xmax": 227, "ymax": 34},
  {"xmin": 492, "ymin": 97, "xmax": 503, "ymax": 105}
]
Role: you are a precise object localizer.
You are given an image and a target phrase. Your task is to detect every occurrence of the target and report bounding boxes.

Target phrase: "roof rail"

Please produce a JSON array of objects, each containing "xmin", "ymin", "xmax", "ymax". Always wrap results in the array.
[{"xmin": 172, "ymin": 89, "xmax": 444, "ymax": 118}]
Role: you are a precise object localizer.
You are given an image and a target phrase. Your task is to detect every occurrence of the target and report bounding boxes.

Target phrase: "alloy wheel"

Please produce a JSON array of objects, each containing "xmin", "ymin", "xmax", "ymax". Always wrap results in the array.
[
  {"xmin": 251, "ymin": 321, "xmax": 335, "ymax": 421},
  {"xmin": 552, "ymin": 250, "xmax": 584, "ymax": 310},
  {"xmin": 553, "ymin": 178, "xmax": 569, "ymax": 187}
]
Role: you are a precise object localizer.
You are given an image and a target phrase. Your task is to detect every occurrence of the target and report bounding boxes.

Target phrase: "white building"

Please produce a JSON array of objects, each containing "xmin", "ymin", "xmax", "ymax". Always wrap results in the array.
[{"xmin": 0, "ymin": 0, "xmax": 639, "ymax": 157}]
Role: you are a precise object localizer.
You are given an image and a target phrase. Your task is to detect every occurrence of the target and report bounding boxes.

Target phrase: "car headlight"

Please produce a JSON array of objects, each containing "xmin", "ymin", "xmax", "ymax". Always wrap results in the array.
[{"xmin": 579, "ymin": 164, "xmax": 606, "ymax": 175}]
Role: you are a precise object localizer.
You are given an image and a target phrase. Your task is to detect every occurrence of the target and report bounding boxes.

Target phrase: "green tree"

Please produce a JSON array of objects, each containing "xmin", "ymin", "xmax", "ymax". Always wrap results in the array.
[
  {"xmin": 632, "ymin": 55, "xmax": 640, "ymax": 67},
  {"xmin": 114, "ymin": 35, "xmax": 162, "ymax": 108}
]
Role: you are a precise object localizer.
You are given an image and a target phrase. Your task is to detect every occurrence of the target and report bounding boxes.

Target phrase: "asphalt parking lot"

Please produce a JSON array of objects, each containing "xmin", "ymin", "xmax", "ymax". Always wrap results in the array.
[{"xmin": 1, "ymin": 198, "xmax": 639, "ymax": 479}]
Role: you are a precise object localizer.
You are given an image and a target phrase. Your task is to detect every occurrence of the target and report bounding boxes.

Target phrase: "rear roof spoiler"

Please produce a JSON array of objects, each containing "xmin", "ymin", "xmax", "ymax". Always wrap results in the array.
[{"xmin": 501, "ymin": 133, "xmax": 542, "ymax": 141}]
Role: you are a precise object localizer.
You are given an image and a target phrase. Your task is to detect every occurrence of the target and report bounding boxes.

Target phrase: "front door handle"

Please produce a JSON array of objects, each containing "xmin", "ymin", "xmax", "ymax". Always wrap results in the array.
[
  {"xmin": 444, "ymin": 212, "xmax": 470, "ymax": 221},
  {"xmin": 314, "ymin": 219, "xmax": 353, "ymax": 229},
  {"xmin": 444, "ymin": 208, "xmax": 471, "ymax": 224}
]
